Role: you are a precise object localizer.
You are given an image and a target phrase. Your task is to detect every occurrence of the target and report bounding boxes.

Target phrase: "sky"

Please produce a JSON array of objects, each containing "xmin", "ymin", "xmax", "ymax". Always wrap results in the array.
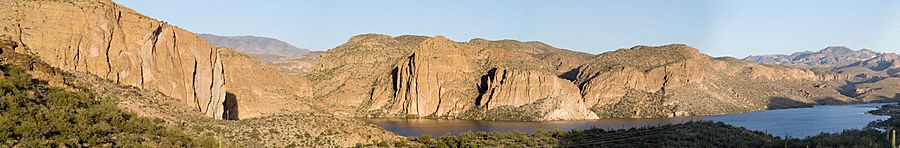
[{"xmin": 112, "ymin": 0, "xmax": 900, "ymax": 57}]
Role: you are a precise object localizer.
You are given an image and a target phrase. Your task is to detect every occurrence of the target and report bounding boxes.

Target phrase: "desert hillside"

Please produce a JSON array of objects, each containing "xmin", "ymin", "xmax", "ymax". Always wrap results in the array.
[
  {"xmin": 746, "ymin": 47, "xmax": 900, "ymax": 103},
  {"xmin": 309, "ymin": 35, "xmax": 855, "ymax": 120}
]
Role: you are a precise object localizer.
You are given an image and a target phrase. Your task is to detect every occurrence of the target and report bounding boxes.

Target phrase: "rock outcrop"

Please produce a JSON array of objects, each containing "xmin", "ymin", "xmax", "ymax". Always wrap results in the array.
[
  {"xmin": 576, "ymin": 45, "xmax": 706, "ymax": 108},
  {"xmin": 371, "ymin": 36, "xmax": 479, "ymax": 117},
  {"xmin": 0, "ymin": 0, "xmax": 226, "ymax": 119},
  {"xmin": 479, "ymin": 68, "xmax": 598, "ymax": 120}
]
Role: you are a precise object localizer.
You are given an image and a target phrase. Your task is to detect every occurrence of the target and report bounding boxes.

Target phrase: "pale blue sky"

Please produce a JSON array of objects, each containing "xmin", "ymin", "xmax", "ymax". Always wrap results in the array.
[{"xmin": 113, "ymin": 0, "xmax": 900, "ymax": 57}]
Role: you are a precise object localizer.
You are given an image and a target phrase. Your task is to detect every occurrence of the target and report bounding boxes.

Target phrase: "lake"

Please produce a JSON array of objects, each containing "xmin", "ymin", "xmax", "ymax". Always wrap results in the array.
[{"xmin": 361, "ymin": 103, "xmax": 891, "ymax": 138}]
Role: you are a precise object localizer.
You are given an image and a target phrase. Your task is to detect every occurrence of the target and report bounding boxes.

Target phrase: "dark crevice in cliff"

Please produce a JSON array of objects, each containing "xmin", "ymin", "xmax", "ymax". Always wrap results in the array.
[
  {"xmin": 409, "ymin": 53, "xmax": 419, "ymax": 115},
  {"xmin": 149, "ymin": 26, "xmax": 163, "ymax": 53},
  {"xmin": 204, "ymin": 47, "xmax": 218, "ymax": 115},
  {"xmin": 143, "ymin": 25, "xmax": 164, "ymax": 87},
  {"xmin": 433, "ymin": 75, "xmax": 443, "ymax": 116},
  {"xmin": 191, "ymin": 60, "xmax": 201, "ymax": 112},
  {"xmin": 73, "ymin": 36, "xmax": 82, "ymax": 71},
  {"xmin": 559, "ymin": 68, "xmax": 579, "ymax": 81},
  {"xmin": 222, "ymin": 92, "xmax": 239, "ymax": 120},
  {"xmin": 475, "ymin": 68, "xmax": 498, "ymax": 107},
  {"xmin": 104, "ymin": 15, "xmax": 116, "ymax": 80},
  {"xmin": 16, "ymin": 23, "xmax": 27, "ymax": 49},
  {"xmin": 576, "ymin": 66, "xmax": 602, "ymax": 95}
]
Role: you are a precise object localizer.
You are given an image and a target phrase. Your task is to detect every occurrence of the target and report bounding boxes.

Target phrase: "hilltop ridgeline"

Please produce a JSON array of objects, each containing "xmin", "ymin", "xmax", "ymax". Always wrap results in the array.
[
  {"xmin": 746, "ymin": 47, "xmax": 900, "ymax": 102},
  {"xmin": 311, "ymin": 34, "xmax": 855, "ymax": 120}
]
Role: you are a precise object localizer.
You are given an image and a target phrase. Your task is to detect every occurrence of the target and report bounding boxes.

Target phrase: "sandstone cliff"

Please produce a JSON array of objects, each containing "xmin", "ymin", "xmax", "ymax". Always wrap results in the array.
[
  {"xmin": 315, "ymin": 34, "xmax": 596, "ymax": 120},
  {"xmin": 0, "ymin": 0, "xmax": 226, "ymax": 119},
  {"xmin": 479, "ymin": 67, "xmax": 598, "ymax": 120}
]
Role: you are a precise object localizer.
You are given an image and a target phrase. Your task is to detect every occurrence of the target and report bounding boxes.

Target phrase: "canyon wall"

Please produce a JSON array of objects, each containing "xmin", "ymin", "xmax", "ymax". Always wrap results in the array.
[{"xmin": 0, "ymin": 0, "xmax": 226, "ymax": 119}]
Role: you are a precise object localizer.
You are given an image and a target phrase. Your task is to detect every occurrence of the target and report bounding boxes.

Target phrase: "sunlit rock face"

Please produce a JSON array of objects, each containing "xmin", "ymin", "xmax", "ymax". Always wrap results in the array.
[{"xmin": 1, "ymin": 0, "xmax": 226, "ymax": 119}]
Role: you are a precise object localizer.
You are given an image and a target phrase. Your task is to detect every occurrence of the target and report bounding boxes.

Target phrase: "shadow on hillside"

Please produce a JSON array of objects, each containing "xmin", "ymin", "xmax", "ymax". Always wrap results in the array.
[
  {"xmin": 813, "ymin": 97, "xmax": 851, "ymax": 105},
  {"xmin": 767, "ymin": 97, "xmax": 813, "ymax": 109},
  {"xmin": 768, "ymin": 96, "xmax": 856, "ymax": 110},
  {"xmin": 475, "ymin": 68, "xmax": 498, "ymax": 106},
  {"xmin": 875, "ymin": 93, "xmax": 900, "ymax": 102},
  {"xmin": 223, "ymin": 92, "xmax": 239, "ymax": 120},
  {"xmin": 558, "ymin": 68, "xmax": 579, "ymax": 81},
  {"xmin": 838, "ymin": 77, "xmax": 887, "ymax": 97}
]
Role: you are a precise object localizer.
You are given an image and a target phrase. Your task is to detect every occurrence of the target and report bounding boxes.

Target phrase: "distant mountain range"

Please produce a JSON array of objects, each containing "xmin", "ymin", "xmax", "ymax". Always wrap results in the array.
[
  {"xmin": 198, "ymin": 34, "xmax": 310, "ymax": 59},
  {"xmin": 199, "ymin": 34, "xmax": 320, "ymax": 74},
  {"xmin": 745, "ymin": 47, "xmax": 899, "ymax": 102},
  {"xmin": 744, "ymin": 46, "xmax": 880, "ymax": 68}
]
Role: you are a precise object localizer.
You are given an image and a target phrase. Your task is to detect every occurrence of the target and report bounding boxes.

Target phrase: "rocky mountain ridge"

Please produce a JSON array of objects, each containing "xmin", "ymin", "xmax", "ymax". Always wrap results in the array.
[
  {"xmin": 744, "ymin": 47, "xmax": 900, "ymax": 103},
  {"xmin": 744, "ymin": 46, "xmax": 880, "ymax": 68},
  {"xmin": 1, "ymin": 0, "xmax": 226, "ymax": 119},
  {"xmin": 199, "ymin": 34, "xmax": 310, "ymax": 58},
  {"xmin": 200, "ymin": 34, "xmax": 320, "ymax": 74},
  {"xmin": 311, "ymin": 35, "xmax": 856, "ymax": 120}
]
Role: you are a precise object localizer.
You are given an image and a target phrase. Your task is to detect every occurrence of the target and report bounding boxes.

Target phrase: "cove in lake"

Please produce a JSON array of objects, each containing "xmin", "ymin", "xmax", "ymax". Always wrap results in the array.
[{"xmin": 361, "ymin": 103, "xmax": 890, "ymax": 138}]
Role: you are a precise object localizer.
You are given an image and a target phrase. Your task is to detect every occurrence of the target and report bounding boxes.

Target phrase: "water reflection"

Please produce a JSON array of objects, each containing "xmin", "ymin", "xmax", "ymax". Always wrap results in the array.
[{"xmin": 361, "ymin": 103, "xmax": 890, "ymax": 138}]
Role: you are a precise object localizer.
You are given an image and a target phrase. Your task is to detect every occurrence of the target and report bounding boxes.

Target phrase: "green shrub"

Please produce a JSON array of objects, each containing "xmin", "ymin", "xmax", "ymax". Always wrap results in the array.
[{"xmin": 0, "ymin": 64, "xmax": 215, "ymax": 147}]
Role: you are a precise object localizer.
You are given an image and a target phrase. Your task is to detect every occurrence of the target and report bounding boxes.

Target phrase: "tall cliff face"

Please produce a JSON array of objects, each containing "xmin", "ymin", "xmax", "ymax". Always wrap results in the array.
[
  {"xmin": 317, "ymin": 34, "xmax": 597, "ymax": 120},
  {"xmin": 316, "ymin": 35, "xmax": 855, "ymax": 120},
  {"xmin": 479, "ymin": 67, "xmax": 598, "ymax": 120},
  {"xmin": 0, "ymin": 0, "xmax": 226, "ymax": 119},
  {"xmin": 377, "ymin": 36, "xmax": 479, "ymax": 117}
]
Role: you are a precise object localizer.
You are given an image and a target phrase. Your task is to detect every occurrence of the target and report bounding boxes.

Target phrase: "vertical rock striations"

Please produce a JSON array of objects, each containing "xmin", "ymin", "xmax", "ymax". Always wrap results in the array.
[
  {"xmin": 315, "ymin": 35, "xmax": 854, "ymax": 120},
  {"xmin": 479, "ymin": 67, "xmax": 598, "ymax": 120},
  {"xmin": 0, "ymin": 0, "xmax": 226, "ymax": 119},
  {"xmin": 377, "ymin": 36, "xmax": 479, "ymax": 117},
  {"xmin": 320, "ymin": 34, "xmax": 598, "ymax": 120}
]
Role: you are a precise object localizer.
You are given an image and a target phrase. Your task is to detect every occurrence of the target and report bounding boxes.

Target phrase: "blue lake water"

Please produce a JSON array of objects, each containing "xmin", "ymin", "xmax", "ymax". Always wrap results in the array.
[{"xmin": 361, "ymin": 103, "xmax": 890, "ymax": 138}]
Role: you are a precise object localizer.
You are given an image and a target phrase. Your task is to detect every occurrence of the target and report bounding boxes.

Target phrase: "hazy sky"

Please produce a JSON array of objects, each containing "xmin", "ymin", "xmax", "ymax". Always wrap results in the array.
[{"xmin": 113, "ymin": 0, "xmax": 900, "ymax": 57}]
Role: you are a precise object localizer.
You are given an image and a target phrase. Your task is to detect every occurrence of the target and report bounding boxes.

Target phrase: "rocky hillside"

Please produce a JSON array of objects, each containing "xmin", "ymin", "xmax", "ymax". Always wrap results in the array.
[
  {"xmin": 311, "ymin": 35, "xmax": 852, "ymax": 120},
  {"xmin": 1, "ymin": 0, "xmax": 226, "ymax": 119},
  {"xmin": 744, "ymin": 46, "xmax": 880, "ymax": 68},
  {"xmin": 746, "ymin": 47, "xmax": 900, "ymax": 103},
  {"xmin": 219, "ymin": 47, "xmax": 318, "ymax": 119},
  {"xmin": 0, "ymin": 36, "xmax": 399, "ymax": 147},
  {"xmin": 311, "ymin": 35, "xmax": 595, "ymax": 121},
  {"xmin": 576, "ymin": 45, "xmax": 849, "ymax": 118},
  {"xmin": 267, "ymin": 51, "xmax": 323, "ymax": 74}
]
